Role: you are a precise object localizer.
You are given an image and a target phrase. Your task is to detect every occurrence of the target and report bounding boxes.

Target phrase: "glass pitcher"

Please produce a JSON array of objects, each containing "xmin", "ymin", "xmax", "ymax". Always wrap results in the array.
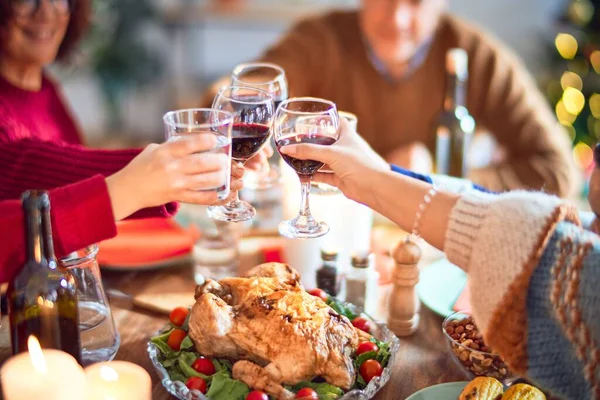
[{"xmin": 60, "ymin": 245, "xmax": 120, "ymax": 366}]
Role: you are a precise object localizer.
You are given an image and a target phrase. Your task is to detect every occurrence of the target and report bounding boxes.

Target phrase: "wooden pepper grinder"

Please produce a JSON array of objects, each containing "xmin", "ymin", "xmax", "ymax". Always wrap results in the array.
[{"xmin": 387, "ymin": 237, "xmax": 422, "ymax": 336}]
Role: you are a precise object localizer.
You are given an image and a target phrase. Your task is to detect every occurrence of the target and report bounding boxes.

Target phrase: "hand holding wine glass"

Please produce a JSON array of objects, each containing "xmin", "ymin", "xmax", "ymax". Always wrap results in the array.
[
  {"xmin": 278, "ymin": 117, "xmax": 389, "ymax": 208},
  {"xmin": 274, "ymin": 97, "xmax": 341, "ymax": 238},
  {"xmin": 208, "ymin": 86, "xmax": 275, "ymax": 222}
]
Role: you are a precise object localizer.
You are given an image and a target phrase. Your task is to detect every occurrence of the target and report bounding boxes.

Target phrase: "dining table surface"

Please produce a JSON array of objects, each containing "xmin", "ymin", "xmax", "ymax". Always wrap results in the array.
[{"xmin": 0, "ymin": 259, "xmax": 468, "ymax": 400}]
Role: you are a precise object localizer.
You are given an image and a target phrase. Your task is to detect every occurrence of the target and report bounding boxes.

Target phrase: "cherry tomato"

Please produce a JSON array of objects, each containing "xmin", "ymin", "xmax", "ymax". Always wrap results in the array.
[
  {"xmin": 167, "ymin": 329, "xmax": 187, "ymax": 351},
  {"xmin": 169, "ymin": 307, "xmax": 189, "ymax": 327},
  {"xmin": 356, "ymin": 341, "xmax": 379, "ymax": 355},
  {"xmin": 246, "ymin": 391, "xmax": 269, "ymax": 400},
  {"xmin": 351, "ymin": 317, "xmax": 371, "ymax": 333},
  {"xmin": 192, "ymin": 357, "xmax": 216, "ymax": 376},
  {"xmin": 360, "ymin": 359, "xmax": 383, "ymax": 383},
  {"xmin": 295, "ymin": 387, "xmax": 318, "ymax": 399},
  {"xmin": 307, "ymin": 288, "xmax": 328, "ymax": 301},
  {"xmin": 185, "ymin": 376, "xmax": 207, "ymax": 393}
]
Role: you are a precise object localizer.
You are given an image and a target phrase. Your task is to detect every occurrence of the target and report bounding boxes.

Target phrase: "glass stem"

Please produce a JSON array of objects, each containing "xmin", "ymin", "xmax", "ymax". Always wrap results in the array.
[
  {"xmin": 228, "ymin": 160, "xmax": 244, "ymax": 207},
  {"xmin": 228, "ymin": 191, "xmax": 242, "ymax": 207},
  {"xmin": 298, "ymin": 178, "xmax": 312, "ymax": 217}
]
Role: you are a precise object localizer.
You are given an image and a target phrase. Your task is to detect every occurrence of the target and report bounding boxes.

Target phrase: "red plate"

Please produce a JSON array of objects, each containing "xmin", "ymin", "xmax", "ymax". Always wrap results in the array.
[{"xmin": 98, "ymin": 218, "xmax": 200, "ymax": 271}]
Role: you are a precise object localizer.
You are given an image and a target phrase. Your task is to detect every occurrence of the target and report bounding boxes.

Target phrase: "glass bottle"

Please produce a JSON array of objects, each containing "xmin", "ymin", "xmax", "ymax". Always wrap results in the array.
[
  {"xmin": 434, "ymin": 48, "xmax": 475, "ymax": 178},
  {"xmin": 316, "ymin": 249, "xmax": 341, "ymax": 297},
  {"xmin": 345, "ymin": 252, "xmax": 379, "ymax": 315},
  {"xmin": 61, "ymin": 245, "xmax": 120, "ymax": 365},
  {"xmin": 8, "ymin": 190, "xmax": 81, "ymax": 363}
]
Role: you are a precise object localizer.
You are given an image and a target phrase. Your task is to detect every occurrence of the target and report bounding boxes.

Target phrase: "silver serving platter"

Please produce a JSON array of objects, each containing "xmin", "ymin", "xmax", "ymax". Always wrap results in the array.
[{"xmin": 148, "ymin": 303, "xmax": 400, "ymax": 400}]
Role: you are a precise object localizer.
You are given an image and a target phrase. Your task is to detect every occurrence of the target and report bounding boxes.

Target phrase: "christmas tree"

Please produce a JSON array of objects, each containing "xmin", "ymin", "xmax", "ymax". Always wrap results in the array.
[{"xmin": 545, "ymin": 0, "xmax": 600, "ymax": 188}]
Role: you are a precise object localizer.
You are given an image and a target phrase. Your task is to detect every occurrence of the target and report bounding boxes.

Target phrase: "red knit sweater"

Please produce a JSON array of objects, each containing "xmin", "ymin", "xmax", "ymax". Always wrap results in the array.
[
  {"xmin": 0, "ymin": 73, "xmax": 176, "ymax": 218},
  {"xmin": 0, "ymin": 175, "xmax": 117, "ymax": 283}
]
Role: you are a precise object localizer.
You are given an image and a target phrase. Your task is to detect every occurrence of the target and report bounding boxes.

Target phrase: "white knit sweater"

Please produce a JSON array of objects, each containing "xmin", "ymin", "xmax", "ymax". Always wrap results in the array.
[{"xmin": 443, "ymin": 190, "xmax": 568, "ymax": 333}]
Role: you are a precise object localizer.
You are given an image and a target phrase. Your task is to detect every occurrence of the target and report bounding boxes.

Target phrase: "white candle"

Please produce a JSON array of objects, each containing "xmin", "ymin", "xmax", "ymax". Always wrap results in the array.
[
  {"xmin": 1, "ymin": 336, "xmax": 88, "ymax": 400},
  {"xmin": 84, "ymin": 361, "xmax": 151, "ymax": 400}
]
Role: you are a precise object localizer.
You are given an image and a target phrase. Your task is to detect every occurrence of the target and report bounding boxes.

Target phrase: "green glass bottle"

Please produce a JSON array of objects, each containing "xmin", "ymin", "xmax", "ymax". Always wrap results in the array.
[
  {"xmin": 8, "ymin": 190, "xmax": 82, "ymax": 364},
  {"xmin": 434, "ymin": 48, "xmax": 475, "ymax": 178}
]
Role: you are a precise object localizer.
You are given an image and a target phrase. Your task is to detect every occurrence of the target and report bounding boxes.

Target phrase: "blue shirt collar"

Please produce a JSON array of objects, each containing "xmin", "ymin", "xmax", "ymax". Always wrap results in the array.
[{"xmin": 363, "ymin": 35, "xmax": 433, "ymax": 82}]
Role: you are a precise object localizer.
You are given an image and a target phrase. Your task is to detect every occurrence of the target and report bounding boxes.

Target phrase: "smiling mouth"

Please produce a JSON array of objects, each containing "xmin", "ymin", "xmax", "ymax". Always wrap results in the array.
[{"xmin": 21, "ymin": 28, "xmax": 56, "ymax": 42}]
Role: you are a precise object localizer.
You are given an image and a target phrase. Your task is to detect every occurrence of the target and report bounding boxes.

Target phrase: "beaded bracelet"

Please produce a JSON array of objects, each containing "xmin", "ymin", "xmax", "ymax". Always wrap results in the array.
[{"xmin": 411, "ymin": 184, "xmax": 444, "ymax": 240}]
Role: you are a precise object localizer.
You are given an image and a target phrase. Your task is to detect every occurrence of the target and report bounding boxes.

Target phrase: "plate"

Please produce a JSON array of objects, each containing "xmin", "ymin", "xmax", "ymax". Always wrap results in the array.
[
  {"xmin": 98, "ymin": 218, "xmax": 198, "ymax": 271},
  {"xmin": 100, "ymin": 254, "xmax": 193, "ymax": 272},
  {"xmin": 405, "ymin": 382, "xmax": 468, "ymax": 400},
  {"xmin": 148, "ymin": 302, "xmax": 400, "ymax": 400},
  {"xmin": 417, "ymin": 258, "xmax": 467, "ymax": 318}
]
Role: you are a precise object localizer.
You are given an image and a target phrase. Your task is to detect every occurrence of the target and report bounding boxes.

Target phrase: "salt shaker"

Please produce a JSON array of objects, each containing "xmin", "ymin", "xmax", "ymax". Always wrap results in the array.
[
  {"xmin": 346, "ymin": 252, "xmax": 379, "ymax": 315},
  {"xmin": 387, "ymin": 237, "xmax": 421, "ymax": 336}
]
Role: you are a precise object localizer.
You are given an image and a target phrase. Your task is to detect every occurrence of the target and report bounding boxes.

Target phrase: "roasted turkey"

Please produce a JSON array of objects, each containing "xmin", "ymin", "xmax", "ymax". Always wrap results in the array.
[{"xmin": 188, "ymin": 263, "xmax": 366, "ymax": 399}]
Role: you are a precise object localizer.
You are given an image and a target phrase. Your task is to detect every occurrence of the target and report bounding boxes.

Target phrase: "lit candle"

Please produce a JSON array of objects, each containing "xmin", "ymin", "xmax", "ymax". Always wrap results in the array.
[
  {"xmin": 84, "ymin": 361, "xmax": 151, "ymax": 400},
  {"xmin": 1, "ymin": 336, "xmax": 88, "ymax": 400}
]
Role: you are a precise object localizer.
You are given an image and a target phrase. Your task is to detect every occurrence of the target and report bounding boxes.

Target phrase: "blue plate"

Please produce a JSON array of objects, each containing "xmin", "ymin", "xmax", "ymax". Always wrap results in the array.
[
  {"xmin": 406, "ymin": 382, "xmax": 468, "ymax": 400},
  {"xmin": 417, "ymin": 258, "xmax": 467, "ymax": 318}
]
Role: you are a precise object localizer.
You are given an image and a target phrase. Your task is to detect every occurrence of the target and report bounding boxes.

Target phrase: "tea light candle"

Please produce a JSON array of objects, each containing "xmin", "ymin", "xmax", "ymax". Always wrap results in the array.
[
  {"xmin": 85, "ymin": 361, "xmax": 151, "ymax": 400},
  {"xmin": 1, "ymin": 336, "xmax": 88, "ymax": 400}
]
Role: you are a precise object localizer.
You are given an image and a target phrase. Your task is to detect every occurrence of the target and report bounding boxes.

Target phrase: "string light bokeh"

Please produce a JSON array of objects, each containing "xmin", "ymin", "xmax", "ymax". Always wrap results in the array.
[{"xmin": 547, "ymin": 0, "xmax": 600, "ymax": 181}]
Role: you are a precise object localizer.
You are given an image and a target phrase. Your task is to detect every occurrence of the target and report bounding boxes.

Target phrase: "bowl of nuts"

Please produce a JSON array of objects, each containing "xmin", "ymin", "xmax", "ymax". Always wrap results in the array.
[{"xmin": 442, "ymin": 311, "xmax": 515, "ymax": 384}]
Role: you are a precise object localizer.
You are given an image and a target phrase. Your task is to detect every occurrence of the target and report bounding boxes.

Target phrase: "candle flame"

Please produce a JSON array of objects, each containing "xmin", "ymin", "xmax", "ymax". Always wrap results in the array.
[
  {"xmin": 27, "ymin": 335, "xmax": 47, "ymax": 374},
  {"xmin": 99, "ymin": 365, "xmax": 119, "ymax": 382}
]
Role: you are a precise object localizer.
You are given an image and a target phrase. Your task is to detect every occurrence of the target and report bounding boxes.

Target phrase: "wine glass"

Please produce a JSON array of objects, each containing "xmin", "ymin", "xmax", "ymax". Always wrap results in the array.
[
  {"xmin": 231, "ymin": 62, "xmax": 288, "ymax": 190},
  {"xmin": 207, "ymin": 85, "xmax": 275, "ymax": 222},
  {"xmin": 311, "ymin": 110, "xmax": 358, "ymax": 196},
  {"xmin": 274, "ymin": 97, "xmax": 340, "ymax": 238}
]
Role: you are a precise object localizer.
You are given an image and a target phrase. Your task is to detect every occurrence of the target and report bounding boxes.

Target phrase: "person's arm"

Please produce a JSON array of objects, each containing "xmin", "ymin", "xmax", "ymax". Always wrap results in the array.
[
  {"xmin": 359, "ymin": 168, "xmax": 598, "ymax": 399},
  {"xmin": 0, "ymin": 137, "xmax": 177, "ymax": 218},
  {"xmin": 0, "ymin": 175, "xmax": 118, "ymax": 283},
  {"xmin": 283, "ymin": 122, "xmax": 598, "ymax": 398},
  {"xmin": 443, "ymin": 190, "xmax": 597, "ymax": 400},
  {"xmin": 466, "ymin": 33, "xmax": 579, "ymax": 197}
]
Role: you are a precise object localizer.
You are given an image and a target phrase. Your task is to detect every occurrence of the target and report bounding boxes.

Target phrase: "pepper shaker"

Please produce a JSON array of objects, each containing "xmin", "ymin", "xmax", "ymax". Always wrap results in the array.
[
  {"xmin": 387, "ymin": 237, "xmax": 421, "ymax": 336},
  {"xmin": 316, "ymin": 249, "xmax": 342, "ymax": 297}
]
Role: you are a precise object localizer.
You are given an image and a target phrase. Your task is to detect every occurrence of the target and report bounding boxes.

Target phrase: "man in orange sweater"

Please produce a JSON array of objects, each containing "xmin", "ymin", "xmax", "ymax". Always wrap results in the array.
[{"xmin": 204, "ymin": 0, "xmax": 578, "ymax": 197}]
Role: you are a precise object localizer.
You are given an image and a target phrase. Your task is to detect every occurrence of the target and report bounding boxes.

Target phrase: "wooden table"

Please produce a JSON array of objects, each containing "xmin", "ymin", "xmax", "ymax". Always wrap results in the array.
[{"xmin": 0, "ymin": 263, "xmax": 467, "ymax": 400}]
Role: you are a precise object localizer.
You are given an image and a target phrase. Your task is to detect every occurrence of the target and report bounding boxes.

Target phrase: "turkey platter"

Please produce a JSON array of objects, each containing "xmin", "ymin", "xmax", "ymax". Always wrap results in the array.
[{"xmin": 149, "ymin": 262, "xmax": 397, "ymax": 400}]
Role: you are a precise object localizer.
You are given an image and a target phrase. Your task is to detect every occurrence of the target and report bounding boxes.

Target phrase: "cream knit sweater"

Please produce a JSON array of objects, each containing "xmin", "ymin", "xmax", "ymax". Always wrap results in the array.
[{"xmin": 443, "ymin": 190, "xmax": 599, "ymax": 399}]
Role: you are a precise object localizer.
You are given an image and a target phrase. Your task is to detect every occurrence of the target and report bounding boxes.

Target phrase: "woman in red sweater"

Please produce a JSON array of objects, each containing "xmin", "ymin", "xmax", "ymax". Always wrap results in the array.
[
  {"xmin": 0, "ymin": 133, "xmax": 244, "ymax": 283},
  {"xmin": 0, "ymin": 0, "xmax": 259, "ymax": 211}
]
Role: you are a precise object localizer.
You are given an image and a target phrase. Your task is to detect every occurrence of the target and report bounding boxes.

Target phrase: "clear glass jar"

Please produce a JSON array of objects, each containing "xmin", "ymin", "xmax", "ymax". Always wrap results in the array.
[
  {"xmin": 60, "ymin": 245, "xmax": 120, "ymax": 366},
  {"xmin": 193, "ymin": 221, "xmax": 239, "ymax": 284},
  {"xmin": 346, "ymin": 253, "xmax": 379, "ymax": 315}
]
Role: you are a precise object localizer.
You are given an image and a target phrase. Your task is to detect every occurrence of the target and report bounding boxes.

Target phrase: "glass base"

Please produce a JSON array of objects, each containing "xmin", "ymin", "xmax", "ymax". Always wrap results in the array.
[
  {"xmin": 207, "ymin": 200, "xmax": 256, "ymax": 223},
  {"xmin": 278, "ymin": 218, "xmax": 329, "ymax": 239}
]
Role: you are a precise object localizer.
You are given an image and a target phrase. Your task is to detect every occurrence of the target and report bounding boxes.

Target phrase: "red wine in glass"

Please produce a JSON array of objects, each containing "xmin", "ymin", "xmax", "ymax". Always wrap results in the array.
[
  {"xmin": 276, "ymin": 134, "xmax": 336, "ymax": 176},
  {"xmin": 232, "ymin": 123, "xmax": 271, "ymax": 161}
]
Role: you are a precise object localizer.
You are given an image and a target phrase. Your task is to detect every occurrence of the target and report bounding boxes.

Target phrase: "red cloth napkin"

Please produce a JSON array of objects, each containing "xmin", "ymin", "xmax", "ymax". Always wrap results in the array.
[{"xmin": 98, "ymin": 218, "xmax": 200, "ymax": 267}]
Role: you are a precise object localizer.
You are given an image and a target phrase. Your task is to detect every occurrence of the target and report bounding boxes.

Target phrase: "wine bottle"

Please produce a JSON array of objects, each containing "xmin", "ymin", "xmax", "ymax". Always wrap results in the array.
[
  {"xmin": 8, "ymin": 190, "xmax": 82, "ymax": 364},
  {"xmin": 434, "ymin": 48, "xmax": 475, "ymax": 178}
]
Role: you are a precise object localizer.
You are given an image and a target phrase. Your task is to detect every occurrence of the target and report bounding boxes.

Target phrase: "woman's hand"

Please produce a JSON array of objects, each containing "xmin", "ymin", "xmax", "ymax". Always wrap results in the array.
[
  {"xmin": 279, "ymin": 118, "xmax": 389, "ymax": 205},
  {"xmin": 106, "ymin": 135, "xmax": 243, "ymax": 220}
]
